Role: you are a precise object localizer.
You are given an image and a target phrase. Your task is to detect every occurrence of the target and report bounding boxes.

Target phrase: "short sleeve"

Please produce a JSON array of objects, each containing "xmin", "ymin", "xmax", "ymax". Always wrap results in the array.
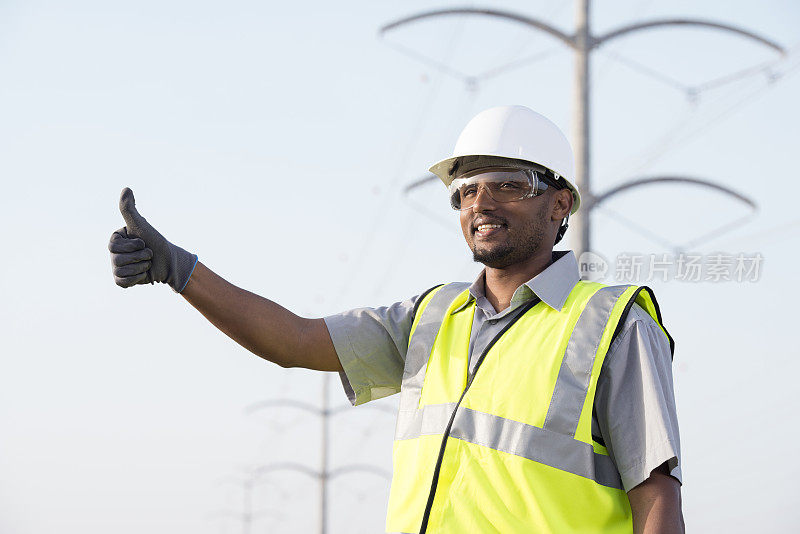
[
  {"xmin": 323, "ymin": 295, "xmax": 419, "ymax": 406},
  {"xmin": 595, "ymin": 303, "xmax": 682, "ymax": 491}
]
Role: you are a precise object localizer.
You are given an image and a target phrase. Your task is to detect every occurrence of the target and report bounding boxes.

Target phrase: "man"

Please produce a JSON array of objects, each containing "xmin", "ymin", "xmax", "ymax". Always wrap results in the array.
[{"xmin": 110, "ymin": 105, "xmax": 683, "ymax": 533}]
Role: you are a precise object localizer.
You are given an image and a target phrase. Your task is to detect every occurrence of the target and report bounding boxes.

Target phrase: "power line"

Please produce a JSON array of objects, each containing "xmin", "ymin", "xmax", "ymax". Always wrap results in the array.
[
  {"xmin": 609, "ymin": 45, "xmax": 800, "ymax": 180},
  {"xmin": 594, "ymin": 0, "xmax": 658, "ymax": 83},
  {"xmin": 712, "ymin": 217, "xmax": 800, "ymax": 250},
  {"xmin": 330, "ymin": 13, "xmax": 468, "ymax": 309},
  {"xmin": 475, "ymin": 46, "xmax": 561, "ymax": 82},
  {"xmin": 380, "ymin": 38, "xmax": 473, "ymax": 83},
  {"xmin": 380, "ymin": 3, "xmax": 786, "ymax": 258},
  {"xmin": 693, "ymin": 56, "xmax": 785, "ymax": 93},
  {"xmin": 481, "ymin": 2, "xmax": 570, "ymax": 84},
  {"xmin": 599, "ymin": 49, "xmax": 690, "ymax": 93}
]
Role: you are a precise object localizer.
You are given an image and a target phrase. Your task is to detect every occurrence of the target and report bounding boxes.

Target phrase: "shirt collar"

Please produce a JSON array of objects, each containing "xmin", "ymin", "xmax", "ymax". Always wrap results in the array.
[{"xmin": 452, "ymin": 250, "xmax": 580, "ymax": 314}]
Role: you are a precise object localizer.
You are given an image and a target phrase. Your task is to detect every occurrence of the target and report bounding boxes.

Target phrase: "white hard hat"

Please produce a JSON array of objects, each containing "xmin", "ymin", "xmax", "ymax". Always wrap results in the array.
[{"xmin": 429, "ymin": 105, "xmax": 581, "ymax": 214}]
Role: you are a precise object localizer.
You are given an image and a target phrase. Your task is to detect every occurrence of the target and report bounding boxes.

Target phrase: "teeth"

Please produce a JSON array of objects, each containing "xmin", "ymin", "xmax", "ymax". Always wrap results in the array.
[{"xmin": 477, "ymin": 224, "xmax": 502, "ymax": 232}]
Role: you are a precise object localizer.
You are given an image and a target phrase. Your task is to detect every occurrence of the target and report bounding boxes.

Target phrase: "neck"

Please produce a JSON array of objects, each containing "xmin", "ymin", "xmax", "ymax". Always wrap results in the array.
[{"xmin": 483, "ymin": 250, "xmax": 553, "ymax": 312}]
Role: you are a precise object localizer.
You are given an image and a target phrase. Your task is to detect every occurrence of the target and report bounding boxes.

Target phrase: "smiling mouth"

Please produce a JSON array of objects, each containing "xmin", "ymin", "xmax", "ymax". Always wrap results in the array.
[{"xmin": 474, "ymin": 223, "xmax": 506, "ymax": 238}]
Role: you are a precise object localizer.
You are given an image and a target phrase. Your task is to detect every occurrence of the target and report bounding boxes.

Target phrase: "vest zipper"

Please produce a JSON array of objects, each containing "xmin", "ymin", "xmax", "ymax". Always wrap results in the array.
[{"xmin": 418, "ymin": 298, "xmax": 540, "ymax": 533}]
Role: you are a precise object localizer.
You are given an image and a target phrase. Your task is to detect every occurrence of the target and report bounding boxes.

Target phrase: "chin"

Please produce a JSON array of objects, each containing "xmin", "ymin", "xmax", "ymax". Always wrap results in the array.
[{"xmin": 472, "ymin": 245, "xmax": 515, "ymax": 268}]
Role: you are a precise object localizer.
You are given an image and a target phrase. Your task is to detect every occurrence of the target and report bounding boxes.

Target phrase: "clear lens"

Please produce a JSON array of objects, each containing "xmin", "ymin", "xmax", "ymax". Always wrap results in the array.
[{"xmin": 449, "ymin": 168, "xmax": 545, "ymax": 210}]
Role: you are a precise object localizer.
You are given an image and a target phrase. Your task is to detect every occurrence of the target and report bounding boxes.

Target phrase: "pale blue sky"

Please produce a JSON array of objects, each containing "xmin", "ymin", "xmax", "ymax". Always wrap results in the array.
[{"xmin": 1, "ymin": 1, "xmax": 798, "ymax": 532}]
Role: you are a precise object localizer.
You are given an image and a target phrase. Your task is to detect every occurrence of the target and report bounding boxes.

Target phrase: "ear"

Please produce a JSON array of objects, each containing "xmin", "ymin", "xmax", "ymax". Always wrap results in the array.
[{"xmin": 551, "ymin": 188, "xmax": 573, "ymax": 222}]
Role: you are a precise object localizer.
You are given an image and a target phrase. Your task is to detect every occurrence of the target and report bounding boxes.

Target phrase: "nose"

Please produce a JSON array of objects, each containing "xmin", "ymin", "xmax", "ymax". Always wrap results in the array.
[{"xmin": 470, "ymin": 184, "xmax": 497, "ymax": 212}]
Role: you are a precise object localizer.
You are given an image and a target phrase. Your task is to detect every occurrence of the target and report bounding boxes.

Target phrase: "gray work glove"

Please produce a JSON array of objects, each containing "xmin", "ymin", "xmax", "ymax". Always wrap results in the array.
[{"xmin": 109, "ymin": 187, "xmax": 198, "ymax": 292}]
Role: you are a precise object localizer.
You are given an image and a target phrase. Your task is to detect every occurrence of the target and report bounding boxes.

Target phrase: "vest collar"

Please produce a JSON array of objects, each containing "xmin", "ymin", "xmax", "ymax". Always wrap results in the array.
[{"xmin": 453, "ymin": 250, "xmax": 580, "ymax": 314}]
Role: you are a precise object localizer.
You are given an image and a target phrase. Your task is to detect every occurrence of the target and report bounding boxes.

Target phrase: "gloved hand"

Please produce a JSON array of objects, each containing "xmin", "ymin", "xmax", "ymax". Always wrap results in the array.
[{"xmin": 109, "ymin": 187, "xmax": 198, "ymax": 292}]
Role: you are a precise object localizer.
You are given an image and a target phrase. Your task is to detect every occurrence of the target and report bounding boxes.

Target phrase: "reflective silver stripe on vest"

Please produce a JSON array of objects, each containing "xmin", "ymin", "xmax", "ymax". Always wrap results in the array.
[
  {"xmin": 542, "ymin": 285, "xmax": 631, "ymax": 438},
  {"xmin": 396, "ymin": 402, "xmax": 458, "ymax": 440},
  {"xmin": 450, "ymin": 407, "xmax": 623, "ymax": 489},
  {"xmin": 396, "ymin": 402, "xmax": 623, "ymax": 489},
  {"xmin": 397, "ymin": 282, "xmax": 470, "ymax": 416}
]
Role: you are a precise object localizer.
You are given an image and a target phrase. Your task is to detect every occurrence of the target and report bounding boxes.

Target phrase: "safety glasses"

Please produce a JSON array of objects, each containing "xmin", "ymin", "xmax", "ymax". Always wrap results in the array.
[{"xmin": 448, "ymin": 167, "xmax": 555, "ymax": 211}]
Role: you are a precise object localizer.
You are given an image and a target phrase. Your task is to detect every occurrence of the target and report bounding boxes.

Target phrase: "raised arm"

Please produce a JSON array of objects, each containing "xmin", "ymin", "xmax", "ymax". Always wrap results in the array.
[
  {"xmin": 180, "ymin": 261, "xmax": 341, "ymax": 371},
  {"xmin": 109, "ymin": 188, "xmax": 341, "ymax": 372}
]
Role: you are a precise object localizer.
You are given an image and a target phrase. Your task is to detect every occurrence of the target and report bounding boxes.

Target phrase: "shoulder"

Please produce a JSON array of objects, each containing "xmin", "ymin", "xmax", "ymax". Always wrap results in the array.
[
  {"xmin": 604, "ymin": 301, "xmax": 673, "ymax": 375},
  {"xmin": 622, "ymin": 301, "xmax": 660, "ymax": 329}
]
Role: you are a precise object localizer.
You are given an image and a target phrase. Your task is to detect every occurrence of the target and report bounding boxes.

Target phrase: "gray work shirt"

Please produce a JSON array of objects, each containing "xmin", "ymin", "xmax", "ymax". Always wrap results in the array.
[{"xmin": 323, "ymin": 250, "xmax": 682, "ymax": 491}]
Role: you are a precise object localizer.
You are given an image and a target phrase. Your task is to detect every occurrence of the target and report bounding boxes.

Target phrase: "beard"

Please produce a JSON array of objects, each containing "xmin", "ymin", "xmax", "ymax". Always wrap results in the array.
[{"xmin": 470, "ymin": 213, "xmax": 549, "ymax": 269}]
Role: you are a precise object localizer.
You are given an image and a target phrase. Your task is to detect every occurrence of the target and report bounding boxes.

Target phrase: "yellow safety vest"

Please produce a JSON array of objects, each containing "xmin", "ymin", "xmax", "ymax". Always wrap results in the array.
[{"xmin": 385, "ymin": 281, "xmax": 673, "ymax": 534}]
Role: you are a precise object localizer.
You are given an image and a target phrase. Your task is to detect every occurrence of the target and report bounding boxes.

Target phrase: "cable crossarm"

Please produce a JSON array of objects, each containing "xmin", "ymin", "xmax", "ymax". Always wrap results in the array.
[
  {"xmin": 244, "ymin": 399, "xmax": 322, "ymax": 416},
  {"xmin": 252, "ymin": 462, "xmax": 321, "ymax": 480},
  {"xmin": 595, "ymin": 19, "xmax": 785, "ymax": 54},
  {"xmin": 591, "ymin": 176, "xmax": 757, "ymax": 210},
  {"xmin": 379, "ymin": 8, "xmax": 575, "ymax": 49},
  {"xmin": 328, "ymin": 463, "xmax": 392, "ymax": 480}
]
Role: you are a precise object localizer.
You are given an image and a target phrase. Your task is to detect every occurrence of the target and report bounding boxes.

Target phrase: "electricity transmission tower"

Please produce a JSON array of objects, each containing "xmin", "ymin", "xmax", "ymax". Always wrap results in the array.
[
  {"xmin": 383, "ymin": 1, "xmax": 785, "ymax": 257},
  {"xmin": 232, "ymin": 374, "xmax": 392, "ymax": 534}
]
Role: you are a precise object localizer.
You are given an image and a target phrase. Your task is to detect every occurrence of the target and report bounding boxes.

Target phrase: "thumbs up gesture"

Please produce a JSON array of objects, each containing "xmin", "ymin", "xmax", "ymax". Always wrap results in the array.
[{"xmin": 109, "ymin": 188, "xmax": 198, "ymax": 292}]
